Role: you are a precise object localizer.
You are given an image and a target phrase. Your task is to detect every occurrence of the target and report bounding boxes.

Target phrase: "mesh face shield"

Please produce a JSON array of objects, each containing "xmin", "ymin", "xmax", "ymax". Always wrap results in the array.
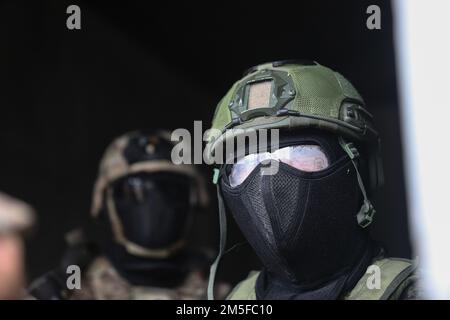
[{"xmin": 110, "ymin": 172, "xmax": 192, "ymax": 251}]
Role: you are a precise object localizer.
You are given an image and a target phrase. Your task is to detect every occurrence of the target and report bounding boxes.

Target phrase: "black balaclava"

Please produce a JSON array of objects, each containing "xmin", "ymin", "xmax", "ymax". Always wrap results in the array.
[
  {"xmin": 220, "ymin": 130, "xmax": 374, "ymax": 299},
  {"xmin": 101, "ymin": 172, "xmax": 195, "ymax": 287}
]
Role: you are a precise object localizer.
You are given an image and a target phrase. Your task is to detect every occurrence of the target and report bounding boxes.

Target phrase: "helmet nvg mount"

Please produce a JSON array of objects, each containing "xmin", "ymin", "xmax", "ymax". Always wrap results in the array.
[{"xmin": 206, "ymin": 60, "xmax": 383, "ymax": 299}]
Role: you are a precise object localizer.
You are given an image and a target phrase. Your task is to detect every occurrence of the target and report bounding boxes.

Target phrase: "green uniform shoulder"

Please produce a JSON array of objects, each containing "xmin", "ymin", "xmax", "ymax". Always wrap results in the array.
[
  {"xmin": 226, "ymin": 258, "xmax": 418, "ymax": 300},
  {"xmin": 344, "ymin": 257, "xmax": 417, "ymax": 300},
  {"xmin": 226, "ymin": 271, "xmax": 260, "ymax": 300}
]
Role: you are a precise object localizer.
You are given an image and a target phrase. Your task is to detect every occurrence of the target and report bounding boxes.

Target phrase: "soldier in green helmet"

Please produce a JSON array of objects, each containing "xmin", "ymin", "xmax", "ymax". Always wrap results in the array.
[{"xmin": 205, "ymin": 60, "xmax": 422, "ymax": 300}]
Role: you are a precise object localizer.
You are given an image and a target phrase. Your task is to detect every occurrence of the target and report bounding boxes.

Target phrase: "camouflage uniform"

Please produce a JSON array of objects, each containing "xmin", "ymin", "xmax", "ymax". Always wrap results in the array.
[{"xmin": 71, "ymin": 256, "xmax": 211, "ymax": 300}]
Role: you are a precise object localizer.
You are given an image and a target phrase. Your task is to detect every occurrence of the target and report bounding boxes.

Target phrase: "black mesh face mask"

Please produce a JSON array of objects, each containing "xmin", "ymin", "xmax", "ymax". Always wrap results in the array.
[
  {"xmin": 98, "ymin": 172, "xmax": 200, "ymax": 287},
  {"xmin": 111, "ymin": 172, "xmax": 192, "ymax": 250},
  {"xmin": 220, "ymin": 132, "xmax": 369, "ymax": 287}
]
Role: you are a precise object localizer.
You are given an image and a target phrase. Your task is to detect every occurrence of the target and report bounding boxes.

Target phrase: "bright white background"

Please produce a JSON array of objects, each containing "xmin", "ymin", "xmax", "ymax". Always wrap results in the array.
[{"xmin": 394, "ymin": 0, "xmax": 450, "ymax": 299}]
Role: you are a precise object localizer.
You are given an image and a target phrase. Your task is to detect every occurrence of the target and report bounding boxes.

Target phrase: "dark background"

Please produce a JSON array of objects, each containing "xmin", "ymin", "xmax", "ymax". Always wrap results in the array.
[{"xmin": 0, "ymin": 0, "xmax": 411, "ymax": 284}]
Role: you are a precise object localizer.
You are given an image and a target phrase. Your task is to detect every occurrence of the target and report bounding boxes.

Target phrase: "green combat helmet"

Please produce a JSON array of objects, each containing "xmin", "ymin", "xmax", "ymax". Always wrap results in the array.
[{"xmin": 205, "ymin": 60, "xmax": 384, "ymax": 299}]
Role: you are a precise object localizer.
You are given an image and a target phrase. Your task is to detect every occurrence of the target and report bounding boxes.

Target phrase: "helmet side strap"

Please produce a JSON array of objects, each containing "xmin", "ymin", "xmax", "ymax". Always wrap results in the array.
[
  {"xmin": 338, "ymin": 137, "xmax": 376, "ymax": 228},
  {"xmin": 207, "ymin": 171, "xmax": 228, "ymax": 300}
]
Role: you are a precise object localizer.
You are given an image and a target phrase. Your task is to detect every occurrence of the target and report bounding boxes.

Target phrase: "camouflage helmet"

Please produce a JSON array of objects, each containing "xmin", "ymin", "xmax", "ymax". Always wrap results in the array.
[
  {"xmin": 205, "ymin": 60, "xmax": 383, "ymax": 190},
  {"xmin": 91, "ymin": 129, "xmax": 209, "ymax": 258},
  {"xmin": 0, "ymin": 192, "xmax": 35, "ymax": 234}
]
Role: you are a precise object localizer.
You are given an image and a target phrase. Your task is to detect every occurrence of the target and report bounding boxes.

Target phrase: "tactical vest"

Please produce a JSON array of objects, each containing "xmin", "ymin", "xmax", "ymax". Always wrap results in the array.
[{"xmin": 227, "ymin": 258, "xmax": 417, "ymax": 300}]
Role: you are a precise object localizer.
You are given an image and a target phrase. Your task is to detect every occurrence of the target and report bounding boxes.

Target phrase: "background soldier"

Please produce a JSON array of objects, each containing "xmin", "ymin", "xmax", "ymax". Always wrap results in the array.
[
  {"xmin": 30, "ymin": 130, "xmax": 228, "ymax": 299},
  {"xmin": 0, "ymin": 192, "xmax": 35, "ymax": 300},
  {"xmin": 205, "ymin": 60, "xmax": 422, "ymax": 300}
]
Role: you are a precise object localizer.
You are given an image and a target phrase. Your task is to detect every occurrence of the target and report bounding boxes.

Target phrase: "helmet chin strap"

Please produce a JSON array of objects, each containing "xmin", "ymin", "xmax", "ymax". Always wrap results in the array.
[
  {"xmin": 207, "ymin": 169, "xmax": 227, "ymax": 300},
  {"xmin": 338, "ymin": 137, "xmax": 376, "ymax": 228}
]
